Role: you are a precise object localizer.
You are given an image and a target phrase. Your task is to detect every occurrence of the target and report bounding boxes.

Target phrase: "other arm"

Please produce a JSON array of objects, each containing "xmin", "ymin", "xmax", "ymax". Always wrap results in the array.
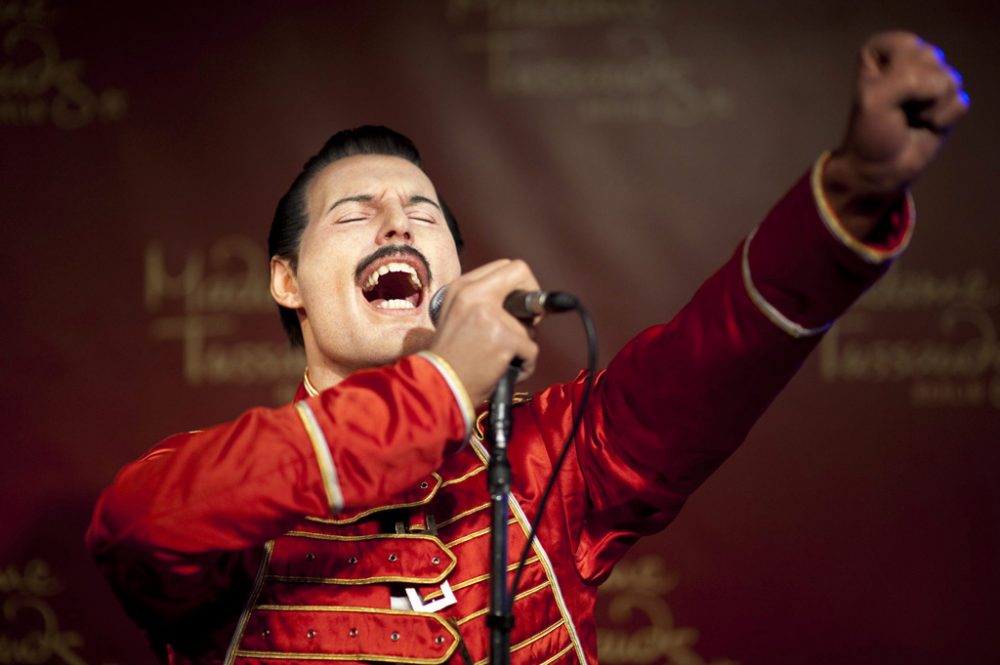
[
  {"xmin": 85, "ymin": 353, "xmax": 473, "ymax": 621},
  {"xmin": 563, "ymin": 31, "xmax": 967, "ymax": 581}
]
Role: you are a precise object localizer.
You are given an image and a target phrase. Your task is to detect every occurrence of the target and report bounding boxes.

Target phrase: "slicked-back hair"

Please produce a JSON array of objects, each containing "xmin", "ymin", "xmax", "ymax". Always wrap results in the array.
[{"xmin": 269, "ymin": 126, "xmax": 464, "ymax": 348}]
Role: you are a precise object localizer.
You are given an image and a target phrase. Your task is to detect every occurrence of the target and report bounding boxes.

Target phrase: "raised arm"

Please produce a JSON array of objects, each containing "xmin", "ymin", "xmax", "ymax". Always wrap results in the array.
[{"xmin": 558, "ymin": 31, "xmax": 967, "ymax": 581}]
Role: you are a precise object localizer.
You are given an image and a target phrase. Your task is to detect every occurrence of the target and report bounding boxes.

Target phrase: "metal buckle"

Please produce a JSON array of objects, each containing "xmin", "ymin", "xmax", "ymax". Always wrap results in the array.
[{"xmin": 405, "ymin": 580, "xmax": 457, "ymax": 613}]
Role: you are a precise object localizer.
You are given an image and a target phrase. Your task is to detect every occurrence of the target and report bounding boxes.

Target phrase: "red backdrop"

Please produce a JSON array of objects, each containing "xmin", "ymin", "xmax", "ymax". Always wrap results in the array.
[{"xmin": 2, "ymin": 2, "xmax": 997, "ymax": 663}]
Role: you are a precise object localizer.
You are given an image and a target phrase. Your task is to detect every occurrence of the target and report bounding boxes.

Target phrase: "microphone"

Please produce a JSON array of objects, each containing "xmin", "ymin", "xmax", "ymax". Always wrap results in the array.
[{"xmin": 429, "ymin": 286, "xmax": 578, "ymax": 325}]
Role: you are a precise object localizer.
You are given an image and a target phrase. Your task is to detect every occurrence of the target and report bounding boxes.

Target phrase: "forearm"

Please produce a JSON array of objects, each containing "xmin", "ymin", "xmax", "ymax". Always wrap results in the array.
[{"xmin": 86, "ymin": 353, "xmax": 472, "ymax": 573}]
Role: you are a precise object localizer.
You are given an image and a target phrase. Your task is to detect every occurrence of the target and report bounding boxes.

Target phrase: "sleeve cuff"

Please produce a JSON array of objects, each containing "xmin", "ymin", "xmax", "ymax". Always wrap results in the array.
[
  {"xmin": 811, "ymin": 150, "xmax": 915, "ymax": 264},
  {"xmin": 740, "ymin": 153, "xmax": 915, "ymax": 339},
  {"xmin": 416, "ymin": 351, "xmax": 475, "ymax": 440}
]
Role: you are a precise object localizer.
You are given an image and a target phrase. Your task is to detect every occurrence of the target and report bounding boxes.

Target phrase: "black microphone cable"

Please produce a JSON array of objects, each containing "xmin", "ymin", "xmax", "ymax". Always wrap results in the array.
[
  {"xmin": 429, "ymin": 285, "xmax": 599, "ymax": 604},
  {"xmin": 507, "ymin": 299, "xmax": 598, "ymax": 603}
]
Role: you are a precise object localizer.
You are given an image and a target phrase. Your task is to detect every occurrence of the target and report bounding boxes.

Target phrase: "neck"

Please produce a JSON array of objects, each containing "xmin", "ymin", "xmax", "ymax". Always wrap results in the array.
[{"xmin": 304, "ymin": 364, "xmax": 348, "ymax": 393}]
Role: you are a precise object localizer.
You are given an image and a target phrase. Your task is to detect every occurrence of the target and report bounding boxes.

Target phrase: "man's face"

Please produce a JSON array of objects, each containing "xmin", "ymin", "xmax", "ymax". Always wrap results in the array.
[{"xmin": 274, "ymin": 154, "xmax": 461, "ymax": 381}]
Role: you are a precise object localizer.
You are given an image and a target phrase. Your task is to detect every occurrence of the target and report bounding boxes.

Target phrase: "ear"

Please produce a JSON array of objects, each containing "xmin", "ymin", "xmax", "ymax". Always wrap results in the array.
[{"xmin": 270, "ymin": 256, "xmax": 303, "ymax": 309}]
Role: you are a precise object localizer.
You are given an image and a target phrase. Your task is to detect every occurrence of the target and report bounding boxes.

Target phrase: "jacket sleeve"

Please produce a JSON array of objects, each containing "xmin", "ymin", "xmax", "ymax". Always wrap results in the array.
[
  {"xmin": 85, "ymin": 352, "xmax": 473, "ymax": 623},
  {"xmin": 551, "ymin": 154, "xmax": 913, "ymax": 583}
]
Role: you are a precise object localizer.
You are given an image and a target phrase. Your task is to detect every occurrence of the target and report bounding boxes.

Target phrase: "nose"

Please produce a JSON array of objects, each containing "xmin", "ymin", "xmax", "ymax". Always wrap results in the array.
[{"xmin": 375, "ymin": 206, "xmax": 413, "ymax": 245}]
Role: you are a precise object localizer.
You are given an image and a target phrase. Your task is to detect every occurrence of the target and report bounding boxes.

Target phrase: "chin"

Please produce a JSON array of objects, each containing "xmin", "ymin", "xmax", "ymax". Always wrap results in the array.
[
  {"xmin": 355, "ymin": 325, "xmax": 434, "ymax": 369},
  {"xmin": 400, "ymin": 326, "xmax": 435, "ymax": 357}
]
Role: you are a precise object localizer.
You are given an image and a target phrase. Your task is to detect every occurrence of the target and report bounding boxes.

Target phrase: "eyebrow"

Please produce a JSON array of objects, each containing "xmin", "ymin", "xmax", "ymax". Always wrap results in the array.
[
  {"xmin": 408, "ymin": 195, "xmax": 441, "ymax": 210},
  {"xmin": 328, "ymin": 194, "xmax": 441, "ymax": 214},
  {"xmin": 328, "ymin": 195, "xmax": 373, "ymax": 213}
]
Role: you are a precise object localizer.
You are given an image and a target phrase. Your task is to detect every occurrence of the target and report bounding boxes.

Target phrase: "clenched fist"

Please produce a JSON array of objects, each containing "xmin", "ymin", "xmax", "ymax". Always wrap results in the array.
[{"xmin": 824, "ymin": 31, "xmax": 969, "ymax": 239}]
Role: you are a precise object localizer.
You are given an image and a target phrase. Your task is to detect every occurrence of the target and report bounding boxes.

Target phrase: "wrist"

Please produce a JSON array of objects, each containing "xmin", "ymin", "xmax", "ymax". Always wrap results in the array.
[
  {"xmin": 812, "ymin": 151, "xmax": 914, "ymax": 262},
  {"xmin": 821, "ymin": 150, "xmax": 908, "ymax": 241}
]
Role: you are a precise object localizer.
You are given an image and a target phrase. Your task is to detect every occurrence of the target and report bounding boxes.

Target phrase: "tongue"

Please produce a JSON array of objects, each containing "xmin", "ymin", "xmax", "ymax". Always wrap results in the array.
[{"xmin": 365, "ymin": 272, "xmax": 420, "ymax": 306}]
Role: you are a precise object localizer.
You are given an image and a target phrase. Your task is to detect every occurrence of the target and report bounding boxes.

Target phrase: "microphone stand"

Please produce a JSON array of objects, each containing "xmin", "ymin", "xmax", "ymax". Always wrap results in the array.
[{"xmin": 487, "ymin": 359, "xmax": 520, "ymax": 665}]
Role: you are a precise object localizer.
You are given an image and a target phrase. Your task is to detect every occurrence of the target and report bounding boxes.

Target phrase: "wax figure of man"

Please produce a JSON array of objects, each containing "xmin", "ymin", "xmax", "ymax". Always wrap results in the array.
[{"xmin": 87, "ymin": 32, "xmax": 966, "ymax": 665}]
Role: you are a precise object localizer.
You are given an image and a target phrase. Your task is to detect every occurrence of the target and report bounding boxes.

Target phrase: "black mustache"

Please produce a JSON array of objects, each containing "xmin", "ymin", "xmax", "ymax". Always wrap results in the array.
[{"xmin": 354, "ymin": 245, "xmax": 433, "ymax": 286}]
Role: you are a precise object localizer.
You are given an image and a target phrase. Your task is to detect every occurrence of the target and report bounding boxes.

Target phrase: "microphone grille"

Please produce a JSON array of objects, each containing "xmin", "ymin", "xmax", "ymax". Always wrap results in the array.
[{"xmin": 429, "ymin": 286, "xmax": 448, "ymax": 326}]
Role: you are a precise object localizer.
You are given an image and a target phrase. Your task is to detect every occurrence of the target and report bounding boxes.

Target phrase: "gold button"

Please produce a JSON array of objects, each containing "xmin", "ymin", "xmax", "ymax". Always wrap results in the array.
[
  {"xmin": 349, "ymin": 628, "xmax": 359, "ymax": 637},
  {"xmin": 307, "ymin": 630, "xmax": 317, "ymax": 639},
  {"xmin": 420, "ymin": 481, "xmax": 429, "ymax": 489},
  {"xmin": 431, "ymin": 556, "xmax": 441, "ymax": 565},
  {"xmin": 390, "ymin": 632, "xmax": 400, "ymax": 641},
  {"xmin": 434, "ymin": 635, "xmax": 445, "ymax": 645},
  {"xmin": 348, "ymin": 556, "xmax": 358, "ymax": 564},
  {"xmin": 388, "ymin": 553, "xmax": 398, "ymax": 562}
]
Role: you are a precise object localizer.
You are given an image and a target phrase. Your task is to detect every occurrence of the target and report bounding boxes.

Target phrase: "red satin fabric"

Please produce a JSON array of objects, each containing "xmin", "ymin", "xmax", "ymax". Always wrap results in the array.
[{"xmin": 86, "ymin": 169, "xmax": 911, "ymax": 664}]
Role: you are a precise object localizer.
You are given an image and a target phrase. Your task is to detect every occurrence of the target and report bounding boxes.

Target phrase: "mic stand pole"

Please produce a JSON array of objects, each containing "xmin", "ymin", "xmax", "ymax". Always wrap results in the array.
[{"xmin": 487, "ymin": 359, "xmax": 520, "ymax": 665}]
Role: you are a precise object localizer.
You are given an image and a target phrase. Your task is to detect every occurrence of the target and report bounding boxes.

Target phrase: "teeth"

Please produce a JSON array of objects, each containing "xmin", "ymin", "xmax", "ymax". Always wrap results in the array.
[
  {"xmin": 377, "ymin": 299, "xmax": 416, "ymax": 310},
  {"xmin": 363, "ymin": 262, "xmax": 422, "ymax": 290}
]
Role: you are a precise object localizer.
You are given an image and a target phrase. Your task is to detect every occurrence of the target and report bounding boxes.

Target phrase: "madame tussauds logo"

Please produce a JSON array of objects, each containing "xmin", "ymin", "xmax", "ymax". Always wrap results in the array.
[
  {"xmin": 0, "ymin": 0, "xmax": 127, "ymax": 129},
  {"xmin": 596, "ymin": 555, "xmax": 735, "ymax": 665},
  {"xmin": 0, "ymin": 560, "xmax": 111, "ymax": 665},
  {"xmin": 448, "ymin": 0, "xmax": 732, "ymax": 127},
  {"xmin": 145, "ymin": 235, "xmax": 304, "ymax": 403},
  {"xmin": 819, "ymin": 265, "xmax": 1000, "ymax": 409}
]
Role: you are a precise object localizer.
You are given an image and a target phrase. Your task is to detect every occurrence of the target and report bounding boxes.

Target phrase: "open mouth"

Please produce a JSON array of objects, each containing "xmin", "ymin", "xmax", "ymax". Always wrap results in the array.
[{"xmin": 360, "ymin": 260, "xmax": 425, "ymax": 311}]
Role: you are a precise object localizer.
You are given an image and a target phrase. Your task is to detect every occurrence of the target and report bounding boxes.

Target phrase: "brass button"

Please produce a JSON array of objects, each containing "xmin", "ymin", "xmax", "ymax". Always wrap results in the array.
[
  {"xmin": 390, "ymin": 632, "xmax": 400, "ymax": 641},
  {"xmin": 420, "ymin": 481, "xmax": 429, "ymax": 489},
  {"xmin": 349, "ymin": 627, "xmax": 359, "ymax": 637},
  {"xmin": 307, "ymin": 629, "xmax": 317, "ymax": 639},
  {"xmin": 388, "ymin": 553, "xmax": 398, "ymax": 562},
  {"xmin": 431, "ymin": 556, "xmax": 441, "ymax": 565},
  {"xmin": 348, "ymin": 556, "xmax": 358, "ymax": 564},
  {"xmin": 434, "ymin": 635, "xmax": 445, "ymax": 645}
]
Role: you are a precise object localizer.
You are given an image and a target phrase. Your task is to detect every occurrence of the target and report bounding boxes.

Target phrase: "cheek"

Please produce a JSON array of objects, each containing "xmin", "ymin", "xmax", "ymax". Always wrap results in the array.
[
  {"xmin": 429, "ymin": 243, "xmax": 462, "ymax": 286},
  {"xmin": 441, "ymin": 257, "xmax": 462, "ymax": 285},
  {"xmin": 297, "ymin": 233, "xmax": 361, "ymax": 293},
  {"xmin": 294, "ymin": 264, "xmax": 355, "ymax": 320}
]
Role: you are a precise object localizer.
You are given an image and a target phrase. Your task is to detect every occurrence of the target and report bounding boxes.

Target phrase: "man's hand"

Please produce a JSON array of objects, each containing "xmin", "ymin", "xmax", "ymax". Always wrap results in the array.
[
  {"xmin": 824, "ymin": 31, "xmax": 969, "ymax": 240},
  {"xmin": 428, "ymin": 259, "xmax": 541, "ymax": 404}
]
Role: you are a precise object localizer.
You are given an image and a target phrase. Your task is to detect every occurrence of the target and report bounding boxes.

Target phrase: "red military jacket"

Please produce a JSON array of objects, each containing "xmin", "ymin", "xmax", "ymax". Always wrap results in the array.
[{"xmin": 86, "ymin": 156, "xmax": 913, "ymax": 665}]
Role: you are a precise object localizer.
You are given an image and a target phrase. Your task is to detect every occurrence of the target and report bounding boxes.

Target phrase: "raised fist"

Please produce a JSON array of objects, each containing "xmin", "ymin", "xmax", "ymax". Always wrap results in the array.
[{"xmin": 824, "ymin": 31, "xmax": 969, "ymax": 236}]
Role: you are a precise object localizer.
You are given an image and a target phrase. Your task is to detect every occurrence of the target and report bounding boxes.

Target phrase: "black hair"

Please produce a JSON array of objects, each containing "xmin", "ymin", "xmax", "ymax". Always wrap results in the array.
[{"xmin": 268, "ymin": 125, "xmax": 463, "ymax": 347}]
